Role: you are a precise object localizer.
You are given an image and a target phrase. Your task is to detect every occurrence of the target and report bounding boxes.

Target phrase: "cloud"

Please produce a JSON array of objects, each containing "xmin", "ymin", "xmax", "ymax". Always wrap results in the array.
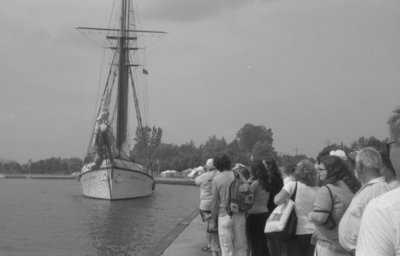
[{"xmin": 142, "ymin": 0, "xmax": 267, "ymax": 22}]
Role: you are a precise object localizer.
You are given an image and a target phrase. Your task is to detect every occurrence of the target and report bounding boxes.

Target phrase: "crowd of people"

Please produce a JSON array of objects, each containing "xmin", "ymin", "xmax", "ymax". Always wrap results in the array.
[{"xmin": 194, "ymin": 107, "xmax": 400, "ymax": 256}]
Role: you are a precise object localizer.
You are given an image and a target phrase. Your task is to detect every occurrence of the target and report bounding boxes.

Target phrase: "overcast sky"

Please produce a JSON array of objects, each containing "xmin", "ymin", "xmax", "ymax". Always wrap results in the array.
[{"xmin": 1, "ymin": 0, "xmax": 399, "ymax": 163}]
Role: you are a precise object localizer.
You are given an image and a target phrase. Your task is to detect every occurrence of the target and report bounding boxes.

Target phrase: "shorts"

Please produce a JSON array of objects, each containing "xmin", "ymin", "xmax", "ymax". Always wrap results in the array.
[{"xmin": 199, "ymin": 209, "xmax": 218, "ymax": 233}]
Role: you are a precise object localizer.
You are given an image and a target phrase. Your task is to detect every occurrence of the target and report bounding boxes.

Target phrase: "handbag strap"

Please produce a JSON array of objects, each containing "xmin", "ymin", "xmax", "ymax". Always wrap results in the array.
[
  {"xmin": 325, "ymin": 185, "xmax": 334, "ymax": 215},
  {"xmin": 313, "ymin": 185, "xmax": 334, "ymax": 214},
  {"xmin": 290, "ymin": 182, "xmax": 297, "ymax": 201}
]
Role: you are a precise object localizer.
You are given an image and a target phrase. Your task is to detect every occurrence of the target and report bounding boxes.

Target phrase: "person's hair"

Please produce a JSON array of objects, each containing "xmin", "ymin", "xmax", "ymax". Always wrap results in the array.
[
  {"xmin": 316, "ymin": 146, "xmax": 335, "ymax": 164},
  {"xmin": 355, "ymin": 147, "xmax": 382, "ymax": 173},
  {"xmin": 294, "ymin": 159, "xmax": 318, "ymax": 187},
  {"xmin": 214, "ymin": 153, "xmax": 232, "ymax": 172},
  {"xmin": 388, "ymin": 107, "xmax": 400, "ymax": 143},
  {"xmin": 263, "ymin": 158, "xmax": 284, "ymax": 211},
  {"xmin": 250, "ymin": 161, "xmax": 270, "ymax": 192},
  {"xmin": 281, "ymin": 164, "xmax": 296, "ymax": 177},
  {"xmin": 263, "ymin": 158, "xmax": 280, "ymax": 175},
  {"xmin": 320, "ymin": 155, "xmax": 361, "ymax": 193}
]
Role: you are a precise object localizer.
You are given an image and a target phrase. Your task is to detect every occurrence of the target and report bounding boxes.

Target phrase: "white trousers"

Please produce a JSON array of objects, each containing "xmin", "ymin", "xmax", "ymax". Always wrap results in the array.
[{"xmin": 218, "ymin": 214, "xmax": 248, "ymax": 256}]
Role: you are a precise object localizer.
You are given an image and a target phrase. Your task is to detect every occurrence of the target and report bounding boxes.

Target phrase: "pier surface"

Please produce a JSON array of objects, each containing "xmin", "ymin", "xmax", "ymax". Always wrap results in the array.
[
  {"xmin": 145, "ymin": 209, "xmax": 206, "ymax": 256},
  {"xmin": 160, "ymin": 214, "xmax": 206, "ymax": 256}
]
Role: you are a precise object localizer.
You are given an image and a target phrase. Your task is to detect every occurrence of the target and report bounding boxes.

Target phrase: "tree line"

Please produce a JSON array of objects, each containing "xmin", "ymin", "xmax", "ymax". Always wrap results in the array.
[
  {"xmin": 0, "ymin": 157, "xmax": 83, "ymax": 174},
  {"xmin": 134, "ymin": 123, "xmax": 311, "ymax": 174},
  {"xmin": 0, "ymin": 123, "xmax": 388, "ymax": 174}
]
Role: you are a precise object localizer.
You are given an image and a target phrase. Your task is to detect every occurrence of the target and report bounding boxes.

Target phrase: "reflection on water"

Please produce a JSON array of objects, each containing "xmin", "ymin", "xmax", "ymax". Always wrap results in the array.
[{"xmin": 0, "ymin": 179, "xmax": 199, "ymax": 256}]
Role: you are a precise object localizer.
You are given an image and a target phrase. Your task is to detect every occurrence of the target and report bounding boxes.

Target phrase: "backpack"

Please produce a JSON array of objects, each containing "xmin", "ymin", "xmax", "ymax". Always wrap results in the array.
[{"xmin": 227, "ymin": 169, "xmax": 254, "ymax": 215}]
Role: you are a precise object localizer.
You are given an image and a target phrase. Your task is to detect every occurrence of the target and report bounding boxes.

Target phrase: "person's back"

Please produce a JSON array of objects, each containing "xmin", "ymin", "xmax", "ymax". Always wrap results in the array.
[
  {"xmin": 356, "ymin": 187, "xmax": 400, "ymax": 255},
  {"xmin": 248, "ymin": 180, "xmax": 269, "ymax": 214},
  {"xmin": 246, "ymin": 161, "xmax": 271, "ymax": 256},
  {"xmin": 313, "ymin": 183, "xmax": 354, "ymax": 245},
  {"xmin": 287, "ymin": 181, "xmax": 318, "ymax": 234},
  {"xmin": 274, "ymin": 159, "xmax": 318, "ymax": 256},
  {"xmin": 309, "ymin": 155, "xmax": 361, "ymax": 256},
  {"xmin": 210, "ymin": 154, "xmax": 248, "ymax": 256},
  {"xmin": 356, "ymin": 107, "xmax": 400, "ymax": 256},
  {"xmin": 195, "ymin": 170, "xmax": 218, "ymax": 210},
  {"xmin": 339, "ymin": 148, "xmax": 391, "ymax": 253},
  {"xmin": 212, "ymin": 171, "xmax": 234, "ymax": 217}
]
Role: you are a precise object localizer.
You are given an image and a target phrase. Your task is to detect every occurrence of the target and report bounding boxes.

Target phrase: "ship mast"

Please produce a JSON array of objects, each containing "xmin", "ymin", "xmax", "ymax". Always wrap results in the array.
[
  {"xmin": 77, "ymin": 0, "xmax": 165, "ymax": 158},
  {"xmin": 116, "ymin": 0, "xmax": 130, "ymax": 150}
]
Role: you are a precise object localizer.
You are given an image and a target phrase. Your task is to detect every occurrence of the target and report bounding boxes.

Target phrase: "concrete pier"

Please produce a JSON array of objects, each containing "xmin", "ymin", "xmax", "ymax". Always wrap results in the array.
[{"xmin": 145, "ymin": 209, "xmax": 207, "ymax": 256}]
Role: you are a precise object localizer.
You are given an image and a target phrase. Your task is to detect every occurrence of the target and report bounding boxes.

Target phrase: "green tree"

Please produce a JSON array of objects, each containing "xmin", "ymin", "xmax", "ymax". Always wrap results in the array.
[
  {"xmin": 252, "ymin": 141, "xmax": 277, "ymax": 161},
  {"xmin": 66, "ymin": 158, "xmax": 84, "ymax": 173},
  {"xmin": 350, "ymin": 136, "xmax": 386, "ymax": 152},
  {"xmin": 200, "ymin": 135, "xmax": 227, "ymax": 160},
  {"xmin": 132, "ymin": 126, "xmax": 163, "ymax": 169},
  {"xmin": 236, "ymin": 123, "xmax": 273, "ymax": 152}
]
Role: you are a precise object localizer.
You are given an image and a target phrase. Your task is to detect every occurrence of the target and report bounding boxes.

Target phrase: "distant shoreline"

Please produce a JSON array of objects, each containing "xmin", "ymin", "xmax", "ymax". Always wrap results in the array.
[
  {"xmin": 0, "ymin": 174, "xmax": 196, "ymax": 185},
  {"xmin": 0, "ymin": 174, "xmax": 76, "ymax": 179}
]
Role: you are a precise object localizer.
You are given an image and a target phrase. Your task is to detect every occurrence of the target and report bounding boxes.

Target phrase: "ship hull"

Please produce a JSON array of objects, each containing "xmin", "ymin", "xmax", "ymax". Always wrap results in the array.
[{"xmin": 80, "ymin": 159, "xmax": 154, "ymax": 200}]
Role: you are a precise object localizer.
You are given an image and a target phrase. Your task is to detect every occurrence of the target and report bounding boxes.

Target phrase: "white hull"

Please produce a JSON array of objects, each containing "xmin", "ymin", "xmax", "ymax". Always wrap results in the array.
[{"xmin": 79, "ymin": 159, "xmax": 154, "ymax": 200}]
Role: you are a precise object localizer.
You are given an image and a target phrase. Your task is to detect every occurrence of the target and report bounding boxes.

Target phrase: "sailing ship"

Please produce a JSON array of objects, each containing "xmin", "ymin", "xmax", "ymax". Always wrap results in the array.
[{"xmin": 78, "ymin": 0, "xmax": 164, "ymax": 200}]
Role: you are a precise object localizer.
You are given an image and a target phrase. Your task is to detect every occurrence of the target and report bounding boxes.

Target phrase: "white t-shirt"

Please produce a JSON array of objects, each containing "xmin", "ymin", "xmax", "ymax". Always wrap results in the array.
[
  {"xmin": 356, "ymin": 187, "xmax": 400, "ymax": 256},
  {"xmin": 284, "ymin": 181, "xmax": 319, "ymax": 234},
  {"xmin": 195, "ymin": 170, "xmax": 218, "ymax": 210},
  {"xmin": 338, "ymin": 177, "xmax": 390, "ymax": 252}
]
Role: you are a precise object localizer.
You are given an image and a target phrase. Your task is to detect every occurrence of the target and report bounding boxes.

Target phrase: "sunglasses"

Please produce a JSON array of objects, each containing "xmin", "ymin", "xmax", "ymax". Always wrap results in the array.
[{"xmin": 386, "ymin": 141, "xmax": 397, "ymax": 153}]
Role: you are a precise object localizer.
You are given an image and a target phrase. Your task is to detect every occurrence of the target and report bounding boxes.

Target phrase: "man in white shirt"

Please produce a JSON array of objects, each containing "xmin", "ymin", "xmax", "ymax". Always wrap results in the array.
[
  {"xmin": 339, "ymin": 147, "xmax": 390, "ymax": 253},
  {"xmin": 356, "ymin": 107, "xmax": 400, "ymax": 256}
]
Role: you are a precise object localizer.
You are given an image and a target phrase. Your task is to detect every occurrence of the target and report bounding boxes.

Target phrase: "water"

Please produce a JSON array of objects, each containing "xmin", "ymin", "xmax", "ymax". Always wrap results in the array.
[{"xmin": 0, "ymin": 179, "xmax": 199, "ymax": 256}]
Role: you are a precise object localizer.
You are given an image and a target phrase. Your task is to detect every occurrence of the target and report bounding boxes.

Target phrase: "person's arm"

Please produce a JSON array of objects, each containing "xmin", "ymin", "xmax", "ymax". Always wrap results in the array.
[
  {"xmin": 274, "ymin": 181, "xmax": 294, "ymax": 205},
  {"xmin": 194, "ymin": 171, "xmax": 208, "ymax": 185},
  {"xmin": 210, "ymin": 179, "xmax": 219, "ymax": 223},
  {"xmin": 274, "ymin": 181, "xmax": 296, "ymax": 205},
  {"xmin": 308, "ymin": 186, "xmax": 331, "ymax": 224},
  {"xmin": 356, "ymin": 200, "xmax": 395, "ymax": 256},
  {"xmin": 249, "ymin": 180, "xmax": 259, "ymax": 194},
  {"xmin": 274, "ymin": 189, "xmax": 291, "ymax": 205}
]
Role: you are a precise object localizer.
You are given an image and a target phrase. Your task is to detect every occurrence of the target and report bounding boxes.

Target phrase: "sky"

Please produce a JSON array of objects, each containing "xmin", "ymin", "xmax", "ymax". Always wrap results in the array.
[{"xmin": 0, "ymin": 0, "xmax": 399, "ymax": 163}]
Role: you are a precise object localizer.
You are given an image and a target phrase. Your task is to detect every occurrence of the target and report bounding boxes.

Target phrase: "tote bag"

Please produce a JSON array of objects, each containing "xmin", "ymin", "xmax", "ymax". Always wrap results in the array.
[{"xmin": 264, "ymin": 182, "xmax": 297, "ymax": 240}]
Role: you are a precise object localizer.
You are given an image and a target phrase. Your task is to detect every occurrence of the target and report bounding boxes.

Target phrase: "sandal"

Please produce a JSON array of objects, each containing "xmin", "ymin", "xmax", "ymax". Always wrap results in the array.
[{"xmin": 201, "ymin": 246, "xmax": 211, "ymax": 252}]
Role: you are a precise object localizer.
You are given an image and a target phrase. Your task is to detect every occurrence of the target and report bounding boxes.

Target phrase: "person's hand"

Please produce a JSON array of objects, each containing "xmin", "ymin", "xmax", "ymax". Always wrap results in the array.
[
  {"xmin": 248, "ymin": 176, "xmax": 255, "ymax": 183},
  {"xmin": 208, "ymin": 221, "xmax": 217, "ymax": 232},
  {"xmin": 204, "ymin": 213, "xmax": 212, "ymax": 221}
]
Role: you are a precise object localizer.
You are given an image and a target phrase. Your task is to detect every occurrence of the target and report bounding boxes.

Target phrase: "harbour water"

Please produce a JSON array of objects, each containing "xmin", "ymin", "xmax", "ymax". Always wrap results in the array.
[{"xmin": 0, "ymin": 178, "xmax": 199, "ymax": 256}]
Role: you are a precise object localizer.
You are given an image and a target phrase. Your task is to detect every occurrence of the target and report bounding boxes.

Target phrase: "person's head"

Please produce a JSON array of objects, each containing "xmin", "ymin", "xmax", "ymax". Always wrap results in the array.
[
  {"xmin": 294, "ymin": 159, "xmax": 318, "ymax": 187},
  {"xmin": 355, "ymin": 147, "xmax": 382, "ymax": 184},
  {"xmin": 320, "ymin": 155, "xmax": 361, "ymax": 193},
  {"xmin": 387, "ymin": 107, "xmax": 400, "ymax": 177},
  {"xmin": 250, "ymin": 160, "xmax": 270, "ymax": 191},
  {"xmin": 281, "ymin": 164, "xmax": 296, "ymax": 178},
  {"xmin": 380, "ymin": 149, "xmax": 396, "ymax": 182},
  {"xmin": 213, "ymin": 153, "xmax": 232, "ymax": 172},
  {"xmin": 262, "ymin": 158, "xmax": 280, "ymax": 175},
  {"xmin": 204, "ymin": 158, "xmax": 216, "ymax": 171}
]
